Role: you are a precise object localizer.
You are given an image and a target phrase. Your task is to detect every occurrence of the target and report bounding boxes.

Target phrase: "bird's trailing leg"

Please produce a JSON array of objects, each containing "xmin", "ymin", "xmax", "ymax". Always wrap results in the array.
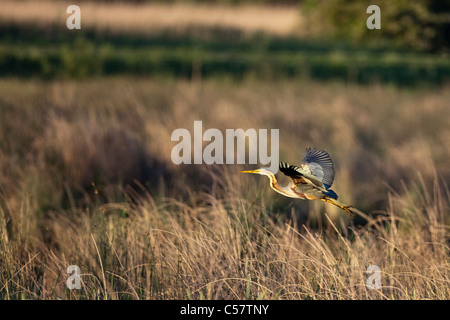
[{"xmin": 321, "ymin": 198, "xmax": 354, "ymax": 216}]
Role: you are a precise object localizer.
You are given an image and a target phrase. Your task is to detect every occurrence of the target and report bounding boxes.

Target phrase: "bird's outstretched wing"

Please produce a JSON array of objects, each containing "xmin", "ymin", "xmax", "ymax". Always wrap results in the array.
[
  {"xmin": 279, "ymin": 162, "xmax": 325, "ymax": 189},
  {"xmin": 301, "ymin": 148, "xmax": 335, "ymax": 188}
]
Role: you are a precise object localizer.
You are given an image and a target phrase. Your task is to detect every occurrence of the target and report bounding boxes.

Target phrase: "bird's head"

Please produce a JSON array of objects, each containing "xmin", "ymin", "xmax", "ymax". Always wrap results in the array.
[{"xmin": 241, "ymin": 168, "xmax": 275, "ymax": 177}]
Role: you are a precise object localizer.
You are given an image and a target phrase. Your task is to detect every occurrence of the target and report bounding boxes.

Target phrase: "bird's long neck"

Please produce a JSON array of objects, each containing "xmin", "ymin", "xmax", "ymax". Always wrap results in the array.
[{"xmin": 266, "ymin": 173, "xmax": 298, "ymax": 198}]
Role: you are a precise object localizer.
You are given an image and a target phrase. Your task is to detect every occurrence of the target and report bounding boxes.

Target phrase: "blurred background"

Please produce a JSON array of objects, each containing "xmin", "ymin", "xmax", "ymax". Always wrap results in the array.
[
  {"xmin": 1, "ymin": 0, "xmax": 448, "ymax": 212},
  {"xmin": 0, "ymin": 0, "xmax": 449, "ymax": 299}
]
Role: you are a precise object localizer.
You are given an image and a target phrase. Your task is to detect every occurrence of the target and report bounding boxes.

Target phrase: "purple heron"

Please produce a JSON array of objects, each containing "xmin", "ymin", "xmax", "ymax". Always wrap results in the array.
[{"xmin": 241, "ymin": 147, "xmax": 354, "ymax": 215}]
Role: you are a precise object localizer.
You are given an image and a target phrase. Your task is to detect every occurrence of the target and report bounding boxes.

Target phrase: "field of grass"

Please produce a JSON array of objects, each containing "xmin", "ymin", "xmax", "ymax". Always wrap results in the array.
[
  {"xmin": 0, "ymin": 77, "xmax": 449, "ymax": 299},
  {"xmin": 0, "ymin": 0, "xmax": 300, "ymax": 36},
  {"xmin": 0, "ymin": 1, "xmax": 449, "ymax": 300}
]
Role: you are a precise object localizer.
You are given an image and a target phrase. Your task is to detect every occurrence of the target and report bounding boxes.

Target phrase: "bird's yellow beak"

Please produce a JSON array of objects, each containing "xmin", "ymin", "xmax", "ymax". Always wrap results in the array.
[{"xmin": 240, "ymin": 169, "xmax": 261, "ymax": 174}]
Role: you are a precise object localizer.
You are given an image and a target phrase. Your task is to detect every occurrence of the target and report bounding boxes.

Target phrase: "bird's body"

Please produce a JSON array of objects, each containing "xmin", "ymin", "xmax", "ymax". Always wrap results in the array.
[{"xmin": 242, "ymin": 148, "xmax": 354, "ymax": 215}]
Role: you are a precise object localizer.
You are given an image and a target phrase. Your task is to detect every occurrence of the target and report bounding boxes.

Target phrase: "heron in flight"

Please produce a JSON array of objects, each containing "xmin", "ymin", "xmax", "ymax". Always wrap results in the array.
[{"xmin": 241, "ymin": 148, "xmax": 354, "ymax": 215}]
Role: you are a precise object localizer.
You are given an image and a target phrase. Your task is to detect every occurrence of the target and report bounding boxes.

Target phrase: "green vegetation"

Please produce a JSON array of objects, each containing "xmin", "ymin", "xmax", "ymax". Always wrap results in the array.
[
  {"xmin": 1, "ymin": 23, "xmax": 449, "ymax": 85},
  {"xmin": 303, "ymin": 0, "xmax": 450, "ymax": 53}
]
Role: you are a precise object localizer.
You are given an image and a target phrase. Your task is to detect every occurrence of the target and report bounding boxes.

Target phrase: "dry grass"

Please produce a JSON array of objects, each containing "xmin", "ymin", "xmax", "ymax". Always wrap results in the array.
[
  {"xmin": 1, "ymin": 170, "xmax": 449, "ymax": 299},
  {"xmin": 0, "ymin": 77, "xmax": 449, "ymax": 299},
  {"xmin": 0, "ymin": 0, "xmax": 301, "ymax": 36}
]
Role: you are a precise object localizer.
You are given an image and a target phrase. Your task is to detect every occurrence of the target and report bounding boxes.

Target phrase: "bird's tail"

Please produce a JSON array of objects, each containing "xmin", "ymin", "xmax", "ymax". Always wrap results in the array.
[{"xmin": 324, "ymin": 188, "xmax": 338, "ymax": 200}]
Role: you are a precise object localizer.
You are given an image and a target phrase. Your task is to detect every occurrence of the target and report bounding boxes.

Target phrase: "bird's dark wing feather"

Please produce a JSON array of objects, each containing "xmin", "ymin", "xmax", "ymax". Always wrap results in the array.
[
  {"xmin": 279, "ymin": 162, "xmax": 303, "ymax": 182},
  {"xmin": 302, "ymin": 148, "xmax": 335, "ymax": 188}
]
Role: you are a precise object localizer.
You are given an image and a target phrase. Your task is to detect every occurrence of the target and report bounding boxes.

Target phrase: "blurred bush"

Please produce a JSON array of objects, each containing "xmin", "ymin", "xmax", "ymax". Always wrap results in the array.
[{"xmin": 303, "ymin": 0, "xmax": 450, "ymax": 53}]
